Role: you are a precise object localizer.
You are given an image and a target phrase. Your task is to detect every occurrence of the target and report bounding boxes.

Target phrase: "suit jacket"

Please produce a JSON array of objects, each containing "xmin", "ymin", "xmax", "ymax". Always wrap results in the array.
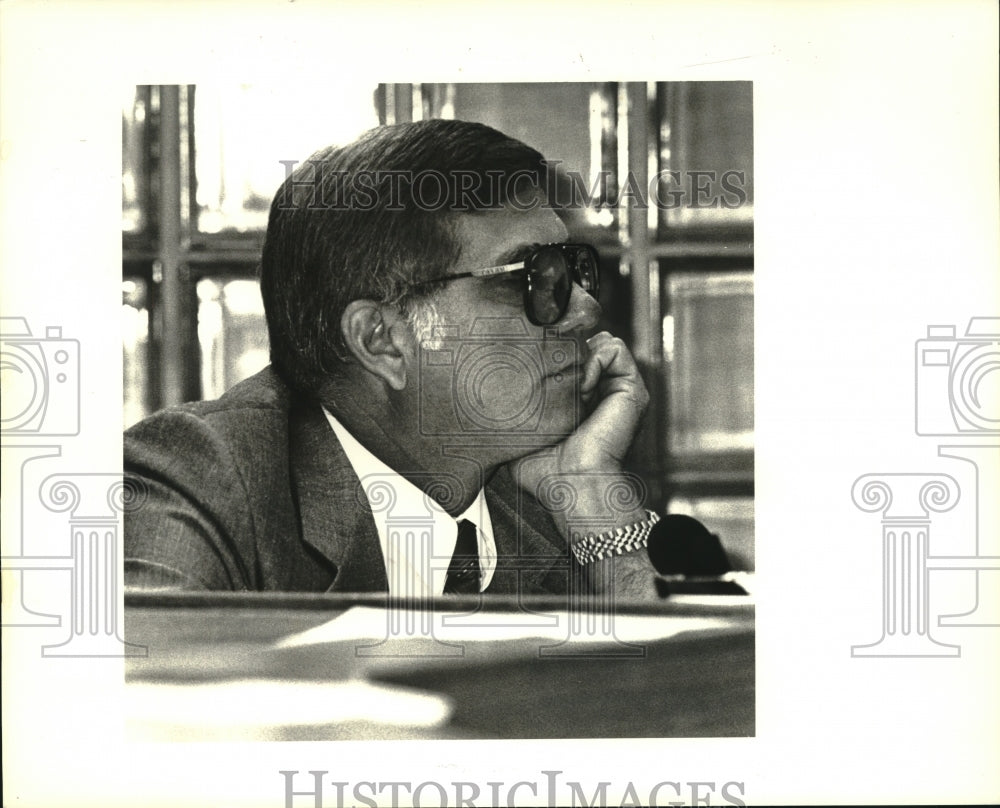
[{"xmin": 124, "ymin": 367, "xmax": 573, "ymax": 594}]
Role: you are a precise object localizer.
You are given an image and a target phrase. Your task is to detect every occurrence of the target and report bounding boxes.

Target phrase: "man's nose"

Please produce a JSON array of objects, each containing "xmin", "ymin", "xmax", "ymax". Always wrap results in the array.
[{"xmin": 558, "ymin": 282, "xmax": 601, "ymax": 333}]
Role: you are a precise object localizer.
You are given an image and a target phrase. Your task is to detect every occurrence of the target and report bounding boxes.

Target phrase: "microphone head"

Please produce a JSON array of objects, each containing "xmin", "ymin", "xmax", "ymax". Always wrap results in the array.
[{"xmin": 646, "ymin": 513, "xmax": 732, "ymax": 577}]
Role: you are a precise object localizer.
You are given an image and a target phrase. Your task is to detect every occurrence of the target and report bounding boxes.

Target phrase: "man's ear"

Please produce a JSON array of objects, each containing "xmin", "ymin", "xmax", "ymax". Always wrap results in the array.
[{"xmin": 340, "ymin": 299, "xmax": 413, "ymax": 391}]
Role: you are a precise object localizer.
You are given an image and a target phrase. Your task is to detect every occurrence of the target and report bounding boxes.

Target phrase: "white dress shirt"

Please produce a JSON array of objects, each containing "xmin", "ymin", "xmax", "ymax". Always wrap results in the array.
[{"xmin": 324, "ymin": 408, "xmax": 497, "ymax": 596}]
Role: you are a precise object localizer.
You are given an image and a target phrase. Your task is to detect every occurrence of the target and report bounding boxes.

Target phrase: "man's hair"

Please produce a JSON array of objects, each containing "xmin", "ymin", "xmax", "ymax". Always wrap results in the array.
[{"xmin": 259, "ymin": 119, "xmax": 546, "ymax": 395}]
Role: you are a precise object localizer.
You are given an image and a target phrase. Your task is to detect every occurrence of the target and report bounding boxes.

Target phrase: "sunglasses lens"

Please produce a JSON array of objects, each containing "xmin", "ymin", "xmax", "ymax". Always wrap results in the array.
[
  {"xmin": 527, "ymin": 247, "xmax": 571, "ymax": 324},
  {"xmin": 574, "ymin": 247, "xmax": 599, "ymax": 295}
]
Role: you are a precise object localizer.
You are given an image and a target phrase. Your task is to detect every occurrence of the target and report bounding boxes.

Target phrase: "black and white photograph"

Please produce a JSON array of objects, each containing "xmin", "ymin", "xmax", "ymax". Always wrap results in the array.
[
  {"xmin": 119, "ymin": 80, "xmax": 755, "ymax": 745},
  {"xmin": 2, "ymin": 2, "xmax": 997, "ymax": 806}
]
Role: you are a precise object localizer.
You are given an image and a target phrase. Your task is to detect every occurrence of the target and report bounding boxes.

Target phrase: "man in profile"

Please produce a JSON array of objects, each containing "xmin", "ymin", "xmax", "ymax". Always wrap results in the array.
[{"xmin": 124, "ymin": 119, "xmax": 659, "ymax": 598}]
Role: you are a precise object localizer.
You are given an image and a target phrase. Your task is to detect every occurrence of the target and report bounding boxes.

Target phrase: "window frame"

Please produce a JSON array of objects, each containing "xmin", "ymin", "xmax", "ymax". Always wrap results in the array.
[{"xmin": 123, "ymin": 81, "xmax": 754, "ymax": 521}]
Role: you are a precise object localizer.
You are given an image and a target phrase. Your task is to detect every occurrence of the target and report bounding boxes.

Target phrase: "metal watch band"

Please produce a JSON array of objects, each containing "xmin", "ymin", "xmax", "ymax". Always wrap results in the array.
[{"xmin": 570, "ymin": 510, "xmax": 661, "ymax": 565}]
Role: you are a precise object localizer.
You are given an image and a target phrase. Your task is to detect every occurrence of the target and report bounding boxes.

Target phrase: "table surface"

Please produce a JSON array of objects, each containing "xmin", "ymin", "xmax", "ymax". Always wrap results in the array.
[{"xmin": 124, "ymin": 591, "xmax": 754, "ymax": 740}]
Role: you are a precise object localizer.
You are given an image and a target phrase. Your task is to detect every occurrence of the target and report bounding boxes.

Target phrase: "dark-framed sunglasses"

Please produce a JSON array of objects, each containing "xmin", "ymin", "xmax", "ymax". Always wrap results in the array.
[{"xmin": 412, "ymin": 243, "xmax": 601, "ymax": 326}]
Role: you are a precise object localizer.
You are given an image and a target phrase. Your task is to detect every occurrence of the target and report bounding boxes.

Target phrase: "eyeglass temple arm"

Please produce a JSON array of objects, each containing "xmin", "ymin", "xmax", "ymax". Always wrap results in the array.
[
  {"xmin": 416, "ymin": 244, "xmax": 595, "ymax": 285},
  {"xmin": 465, "ymin": 260, "xmax": 528, "ymax": 279}
]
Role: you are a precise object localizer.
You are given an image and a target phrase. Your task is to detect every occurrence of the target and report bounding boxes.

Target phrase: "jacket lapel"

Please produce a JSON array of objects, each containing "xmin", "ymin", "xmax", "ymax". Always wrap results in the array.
[
  {"xmin": 286, "ymin": 394, "xmax": 568, "ymax": 596},
  {"xmin": 287, "ymin": 398, "xmax": 389, "ymax": 593},
  {"xmin": 486, "ymin": 464, "xmax": 571, "ymax": 594}
]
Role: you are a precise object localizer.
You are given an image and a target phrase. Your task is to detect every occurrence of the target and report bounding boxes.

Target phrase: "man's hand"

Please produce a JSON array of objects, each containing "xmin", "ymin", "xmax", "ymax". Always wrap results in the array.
[
  {"xmin": 515, "ymin": 332, "xmax": 657, "ymax": 596},
  {"xmin": 572, "ymin": 331, "xmax": 650, "ymax": 470},
  {"xmin": 518, "ymin": 331, "xmax": 649, "ymax": 487}
]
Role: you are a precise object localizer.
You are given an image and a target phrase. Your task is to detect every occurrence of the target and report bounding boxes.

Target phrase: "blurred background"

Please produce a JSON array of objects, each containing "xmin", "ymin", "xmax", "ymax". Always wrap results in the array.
[{"xmin": 121, "ymin": 82, "xmax": 754, "ymax": 569}]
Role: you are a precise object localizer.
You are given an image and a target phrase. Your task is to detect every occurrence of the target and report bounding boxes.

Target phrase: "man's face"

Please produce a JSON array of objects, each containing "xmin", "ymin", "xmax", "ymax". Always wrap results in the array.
[{"xmin": 410, "ymin": 196, "xmax": 601, "ymax": 447}]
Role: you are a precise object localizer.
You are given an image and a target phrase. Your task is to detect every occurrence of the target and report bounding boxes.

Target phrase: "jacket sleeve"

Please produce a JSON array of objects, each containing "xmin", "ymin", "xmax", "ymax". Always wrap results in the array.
[{"xmin": 124, "ymin": 409, "xmax": 260, "ymax": 591}]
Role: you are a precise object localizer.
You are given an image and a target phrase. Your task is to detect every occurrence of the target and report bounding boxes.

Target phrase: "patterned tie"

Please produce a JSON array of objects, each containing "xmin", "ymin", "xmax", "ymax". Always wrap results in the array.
[{"xmin": 444, "ymin": 519, "xmax": 481, "ymax": 594}]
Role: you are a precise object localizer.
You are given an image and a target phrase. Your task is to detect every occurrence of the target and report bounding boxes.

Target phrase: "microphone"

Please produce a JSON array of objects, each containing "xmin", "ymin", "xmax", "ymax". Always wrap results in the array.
[
  {"xmin": 647, "ymin": 514, "xmax": 731, "ymax": 576},
  {"xmin": 647, "ymin": 514, "xmax": 746, "ymax": 596}
]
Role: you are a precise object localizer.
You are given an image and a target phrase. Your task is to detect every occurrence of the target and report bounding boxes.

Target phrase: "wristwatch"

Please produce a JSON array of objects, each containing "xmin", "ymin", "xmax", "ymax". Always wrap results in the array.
[{"xmin": 570, "ymin": 510, "xmax": 661, "ymax": 565}]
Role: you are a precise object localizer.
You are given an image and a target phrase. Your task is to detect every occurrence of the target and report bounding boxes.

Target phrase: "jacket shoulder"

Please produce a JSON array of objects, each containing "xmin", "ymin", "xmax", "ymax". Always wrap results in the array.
[
  {"xmin": 123, "ymin": 368, "xmax": 303, "ymax": 590},
  {"xmin": 125, "ymin": 367, "xmax": 292, "ymax": 456}
]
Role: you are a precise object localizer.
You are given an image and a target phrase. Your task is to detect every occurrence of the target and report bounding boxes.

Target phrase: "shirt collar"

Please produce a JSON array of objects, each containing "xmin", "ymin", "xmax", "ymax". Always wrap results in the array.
[{"xmin": 322, "ymin": 407, "xmax": 496, "ymax": 594}]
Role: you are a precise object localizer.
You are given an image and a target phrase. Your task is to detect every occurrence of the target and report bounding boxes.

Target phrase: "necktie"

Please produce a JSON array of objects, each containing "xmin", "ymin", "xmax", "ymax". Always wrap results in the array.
[{"xmin": 444, "ymin": 519, "xmax": 481, "ymax": 594}]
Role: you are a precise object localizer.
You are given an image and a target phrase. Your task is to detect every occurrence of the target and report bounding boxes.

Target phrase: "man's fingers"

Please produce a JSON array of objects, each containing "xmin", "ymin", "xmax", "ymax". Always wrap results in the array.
[{"xmin": 582, "ymin": 331, "xmax": 645, "ymax": 400}]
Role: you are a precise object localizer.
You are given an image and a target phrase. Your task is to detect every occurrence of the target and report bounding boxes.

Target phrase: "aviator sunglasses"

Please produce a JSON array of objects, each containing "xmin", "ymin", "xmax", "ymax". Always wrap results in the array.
[{"xmin": 412, "ymin": 243, "xmax": 601, "ymax": 326}]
